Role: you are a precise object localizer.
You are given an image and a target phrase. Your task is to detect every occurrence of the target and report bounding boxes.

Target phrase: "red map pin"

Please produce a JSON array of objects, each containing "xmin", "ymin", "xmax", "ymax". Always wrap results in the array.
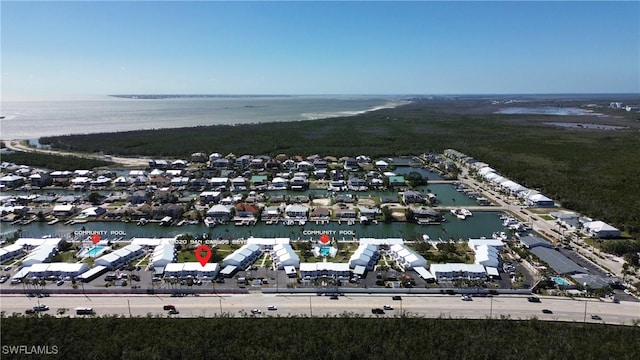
[
  {"xmin": 195, "ymin": 245, "xmax": 212, "ymax": 267},
  {"xmin": 91, "ymin": 233, "xmax": 101, "ymax": 245},
  {"xmin": 319, "ymin": 233, "xmax": 330, "ymax": 245}
]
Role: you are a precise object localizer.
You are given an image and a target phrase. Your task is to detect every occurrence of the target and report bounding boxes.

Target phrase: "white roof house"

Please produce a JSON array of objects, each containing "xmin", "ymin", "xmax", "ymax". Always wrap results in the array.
[
  {"xmin": 388, "ymin": 244, "xmax": 427, "ymax": 270},
  {"xmin": 525, "ymin": 193, "xmax": 555, "ymax": 207},
  {"xmin": 468, "ymin": 238, "xmax": 505, "ymax": 251},
  {"xmin": 474, "ymin": 245, "xmax": 500, "ymax": 268},
  {"xmin": 26, "ymin": 262, "xmax": 89, "ymax": 278},
  {"xmin": 0, "ymin": 244, "xmax": 24, "ymax": 263},
  {"xmin": 94, "ymin": 244, "xmax": 143, "ymax": 269},
  {"xmin": 299, "ymin": 262, "xmax": 351, "ymax": 280},
  {"xmin": 271, "ymin": 244, "xmax": 300, "ymax": 269},
  {"xmin": 164, "ymin": 262, "xmax": 219, "ymax": 279},
  {"xmin": 151, "ymin": 244, "xmax": 175, "ymax": 268},
  {"xmin": 582, "ymin": 221, "xmax": 620, "ymax": 239},
  {"xmin": 222, "ymin": 244, "xmax": 262, "ymax": 269},
  {"xmin": 22, "ymin": 243, "xmax": 58, "ymax": 267},
  {"xmin": 429, "ymin": 263, "xmax": 487, "ymax": 281},
  {"xmin": 348, "ymin": 244, "xmax": 379, "ymax": 270}
]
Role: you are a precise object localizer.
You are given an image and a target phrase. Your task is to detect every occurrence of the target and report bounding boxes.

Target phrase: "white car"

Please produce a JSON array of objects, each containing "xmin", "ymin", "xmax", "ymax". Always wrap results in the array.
[
  {"xmin": 267, "ymin": 305, "xmax": 277, "ymax": 311},
  {"xmin": 383, "ymin": 305, "xmax": 393, "ymax": 310},
  {"xmin": 461, "ymin": 295, "xmax": 473, "ymax": 301},
  {"xmin": 250, "ymin": 309, "xmax": 262, "ymax": 314}
]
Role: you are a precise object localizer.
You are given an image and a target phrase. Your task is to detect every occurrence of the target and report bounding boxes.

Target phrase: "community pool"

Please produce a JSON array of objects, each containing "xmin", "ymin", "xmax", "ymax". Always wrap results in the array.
[
  {"xmin": 551, "ymin": 277, "xmax": 571, "ymax": 286},
  {"xmin": 319, "ymin": 247, "xmax": 331, "ymax": 257},
  {"xmin": 81, "ymin": 246, "xmax": 107, "ymax": 258}
]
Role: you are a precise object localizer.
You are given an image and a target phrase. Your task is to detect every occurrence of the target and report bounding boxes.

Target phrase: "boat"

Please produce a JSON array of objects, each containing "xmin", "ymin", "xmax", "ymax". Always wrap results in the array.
[
  {"xmin": 159, "ymin": 216, "xmax": 173, "ymax": 226},
  {"xmin": 298, "ymin": 219, "xmax": 306, "ymax": 226},
  {"xmin": 204, "ymin": 217, "xmax": 216, "ymax": 228},
  {"xmin": 283, "ymin": 219, "xmax": 295, "ymax": 226},
  {"xmin": 47, "ymin": 219, "xmax": 59, "ymax": 225},
  {"xmin": 137, "ymin": 218, "xmax": 148, "ymax": 226},
  {"xmin": 460, "ymin": 208, "xmax": 473, "ymax": 217}
]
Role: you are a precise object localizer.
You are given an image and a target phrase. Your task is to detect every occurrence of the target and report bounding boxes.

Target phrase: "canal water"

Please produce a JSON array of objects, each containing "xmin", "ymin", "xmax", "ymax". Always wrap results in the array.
[{"xmin": 5, "ymin": 211, "xmax": 506, "ymax": 241}]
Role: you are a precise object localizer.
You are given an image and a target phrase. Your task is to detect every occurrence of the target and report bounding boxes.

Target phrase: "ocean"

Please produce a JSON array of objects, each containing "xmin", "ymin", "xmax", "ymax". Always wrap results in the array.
[{"xmin": 0, "ymin": 95, "xmax": 411, "ymax": 140}]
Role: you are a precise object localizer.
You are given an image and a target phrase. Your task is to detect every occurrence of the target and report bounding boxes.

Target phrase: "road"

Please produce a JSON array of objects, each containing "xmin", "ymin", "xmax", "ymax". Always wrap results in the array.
[
  {"xmin": 454, "ymin": 162, "xmax": 639, "ymax": 286},
  {"xmin": 3, "ymin": 140, "xmax": 151, "ymax": 168},
  {"xmin": 2, "ymin": 294, "xmax": 638, "ymax": 325}
]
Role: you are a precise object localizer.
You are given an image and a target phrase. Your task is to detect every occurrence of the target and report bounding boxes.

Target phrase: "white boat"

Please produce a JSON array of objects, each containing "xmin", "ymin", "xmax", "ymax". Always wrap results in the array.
[
  {"xmin": 456, "ymin": 213, "xmax": 466, "ymax": 220},
  {"xmin": 460, "ymin": 208, "xmax": 473, "ymax": 217},
  {"xmin": 137, "ymin": 218, "xmax": 148, "ymax": 226},
  {"xmin": 204, "ymin": 217, "xmax": 216, "ymax": 228},
  {"xmin": 298, "ymin": 219, "xmax": 306, "ymax": 226},
  {"xmin": 283, "ymin": 219, "xmax": 295, "ymax": 226}
]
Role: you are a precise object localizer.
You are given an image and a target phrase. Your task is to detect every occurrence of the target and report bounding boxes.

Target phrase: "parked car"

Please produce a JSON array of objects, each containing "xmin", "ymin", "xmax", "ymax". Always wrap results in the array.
[
  {"xmin": 33, "ymin": 304, "xmax": 49, "ymax": 312},
  {"xmin": 0, "ymin": 275, "xmax": 8, "ymax": 283},
  {"xmin": 56, "ymin": 280, "xmax": 64, "ymax": 286},
  {"xmin": 527, "ymin": 296, "xmax": 541, "ymax": 303},
  {"xmin": 10, "ymin": 278, "xmax": 21, "ymax": 285}
]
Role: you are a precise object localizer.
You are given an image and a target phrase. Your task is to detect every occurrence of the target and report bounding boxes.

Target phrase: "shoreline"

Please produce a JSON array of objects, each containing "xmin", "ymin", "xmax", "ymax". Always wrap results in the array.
[{"xmin": 0, "ymin": 96, "xmax": 413, "ymax": 141}]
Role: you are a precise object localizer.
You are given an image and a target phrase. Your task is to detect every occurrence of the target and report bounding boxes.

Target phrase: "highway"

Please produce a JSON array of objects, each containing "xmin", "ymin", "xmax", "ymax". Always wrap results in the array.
[{"xmin": 2, "ymin": 294, "xmax": 638, "ymax": 325}]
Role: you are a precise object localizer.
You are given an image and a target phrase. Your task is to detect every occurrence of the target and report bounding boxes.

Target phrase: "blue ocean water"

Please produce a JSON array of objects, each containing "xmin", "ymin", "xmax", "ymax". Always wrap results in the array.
[{"xmin": 0, "ymin": 95, "xmax": 410, "ymax": 140}]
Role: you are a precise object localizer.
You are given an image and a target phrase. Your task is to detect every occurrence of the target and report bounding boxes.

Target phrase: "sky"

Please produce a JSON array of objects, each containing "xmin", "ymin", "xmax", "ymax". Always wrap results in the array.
[{"xmin": 1, "ymin": 1, "xmax": 639, "ymax": 98}]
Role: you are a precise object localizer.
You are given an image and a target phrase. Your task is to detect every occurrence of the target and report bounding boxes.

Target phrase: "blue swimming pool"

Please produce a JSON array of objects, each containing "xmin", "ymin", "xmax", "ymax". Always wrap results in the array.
[
  {"xmin": 551, "ymin": 277, "xmax": 570, "ymax": 286},
  {"xmin": 85, "ymin": 246, "xmax": 107, "ymax": 257},
  {"xmin": 319, "ymin": 247, "xmax": 331, "ymax": 257}
]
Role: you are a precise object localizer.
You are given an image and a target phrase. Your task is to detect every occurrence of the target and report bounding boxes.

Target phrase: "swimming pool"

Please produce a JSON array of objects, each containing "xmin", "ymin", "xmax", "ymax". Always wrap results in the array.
[
  {"xmin": 551, "ymin": 277, "xmax": 570, "ymax": 286},
  {"xmin": 82, "ymin": 246, "xmax": 107, "ymax": 258},
  {"xmin": 319, "ymin": 247, "xmax": 331, "ymax": 257}
]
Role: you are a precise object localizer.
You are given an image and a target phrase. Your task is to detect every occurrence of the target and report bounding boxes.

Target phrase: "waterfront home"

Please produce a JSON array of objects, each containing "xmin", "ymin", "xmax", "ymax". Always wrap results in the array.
[
  {"xmin": 0, "ymin": 244, "xmax": 25, "ymax": 263},
  {"xmin": 199, "ymin": 191, "xmax": 221, "ymax": 204},
  {"xmin": 231, "ymin": 177, "xmax": 247, "ymax": 192},
  {"xmin": 411, "ymin": 206, "xmax": 443, "ymax": 223},
  {"xmin": 358, "ymin": 206, "xmax": 381, "ymax": 220},
  {"xmin": 269, "ymin": 177, "xmax": 287, "ymax": 190},
  {"xmin": 388, "ymin": 175, "xmax": 406, "ymax": 188},
  {"xmin": 375, "ymin": 160, "xmax": 389, "ymax": 170},
  {"xmin": 80, "ymin": 206, "xmax": 106, "ymax": 218},
  {"xmin": 289, "ymin": 176, "xmax": 308, "ymax": 190},
  {"xmin": 22, "ymin": 243, "xmax": 58, "ymax": 267},
  {"xmin": 52, "ymin": 204, "xmax": 76, "ymax": 217},
  {"xmin": 149, "ymin": 159, "xmax": 169, "ymax": 169},
  {"xmin": 342, "ymin": 157, "xmax": 359, "ymax": 171},
  {"xmin": 524, "ymin": 192, "xmax": 555, "ymax": 207},
  {"xmin": 208, "ymin": 177, "xmax": 229, "ymax": 190},
  {"xmin": 261, "ymin": 206, "xmax": 281, "ymax": 222},
  {"xmin": 336, "ymin": 208, "xmax": 357, "ymax": 220},
  {"xmin": 128, "ymin": 190, "xmax": 149, "ymax": 205},
  {"xmin": 211, "ymin": 158, "xmax": 230, "ymax": 169},
  {"xmin": 285, "ymin": 204, "xmax": 308, "ymax": 219},
  {"xmin": 250, "ymin": 175, "xmax": 268, "ymax": 188},
  {"xmin": 402, "ymin": 190, "xmax": 425, "ymax": 205},
  {"xmin": 206, "ymin": 204, "xmax": 232, "ymax": 222},
  {"xmin": 26, "ymin": 262, "xmax": 89, "ymax": 280},
  {"xmin": 0, "ymin": 175, "xmax": 25, "ymax": 189},
  {"xmin": 91, "ymin": 176, "xmax": 112, "ymax": 187},
  {"xmin": 29, "ymin": 173, "xmax": 51, "ymax": 187},
  {"xmin": 309, "ymin": 207, "xmax": 331, "ymax": 221},
  {"xmin": 171, "ymin": 159, "xmax": 188, "ymax": 169},
  {"xmin": 348, "ymin": 177, "xmax": 368, "ymax": 191}
]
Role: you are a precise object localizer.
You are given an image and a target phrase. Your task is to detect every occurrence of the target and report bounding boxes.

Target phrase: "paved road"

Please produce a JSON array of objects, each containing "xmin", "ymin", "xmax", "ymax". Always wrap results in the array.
[
  {"xmin": 2, "ymin": 294, "xmax": 638, "ymax": 325},
  {"xmin": 4, "ymin": 140, "xmax": 151, "ymax": 168},
  {"xmin": 454, "ymin": 163, "xmax": 639, "ymax": 286}
]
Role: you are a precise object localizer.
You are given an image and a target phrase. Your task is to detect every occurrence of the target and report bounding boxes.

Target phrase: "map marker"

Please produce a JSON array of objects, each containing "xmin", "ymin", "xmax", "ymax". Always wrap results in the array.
[
  {"xmin": 195, "ymin": 244, "xmax": 212, "ymax": 266},
  {"xmin": 91, "ymin": 233, "xmax": 101, "ymax": 245},
  {"xmin": 319, "ymin": 233, "xmax": 330, "ymax": 245}
]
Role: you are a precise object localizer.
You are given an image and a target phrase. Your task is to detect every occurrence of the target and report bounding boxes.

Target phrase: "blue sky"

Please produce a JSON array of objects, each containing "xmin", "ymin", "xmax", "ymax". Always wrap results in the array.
[{"xmin": 2, "ymin": 1, "xmax": 639, "ymax": 98}]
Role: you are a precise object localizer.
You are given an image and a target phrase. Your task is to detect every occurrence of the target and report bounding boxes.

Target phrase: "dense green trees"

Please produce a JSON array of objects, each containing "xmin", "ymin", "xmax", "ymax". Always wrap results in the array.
[
  {"xmin": 1, "ymin": 316, "xmax": 638, "ymax": 359},
  {"xmin": 36, "ymin": 99, "xmax": 640, "ymax": 236}
]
